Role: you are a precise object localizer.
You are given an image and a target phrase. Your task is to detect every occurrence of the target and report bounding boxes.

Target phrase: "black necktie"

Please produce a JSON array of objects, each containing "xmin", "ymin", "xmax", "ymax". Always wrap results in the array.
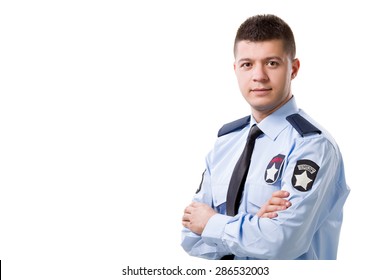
[{"xmin": 226, "ymin": 124, "xmax": 263, "ymax": 216}]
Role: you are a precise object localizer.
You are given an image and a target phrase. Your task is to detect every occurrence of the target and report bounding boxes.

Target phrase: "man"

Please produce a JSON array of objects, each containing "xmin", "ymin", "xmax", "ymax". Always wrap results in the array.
[{"xmin": 181, "ymin": 14, "xmax": 349, "ymax": 260}]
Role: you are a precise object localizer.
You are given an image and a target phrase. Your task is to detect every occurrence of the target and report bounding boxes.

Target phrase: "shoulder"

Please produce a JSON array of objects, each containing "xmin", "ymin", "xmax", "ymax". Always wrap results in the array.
[
  {"xmin": 217, "ymin": 115, "xmax": 251, "ymax": 137},
  {"xmin": 286, "ymin": 111, "xmax": 340, "ymax": 154},
  {"xmin": 286, "ymin": 113, "xmax": 322, "ymax": 137}
]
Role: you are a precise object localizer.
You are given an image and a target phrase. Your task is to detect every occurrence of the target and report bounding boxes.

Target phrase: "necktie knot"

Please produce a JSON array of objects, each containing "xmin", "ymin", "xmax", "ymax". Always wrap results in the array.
[{"xmin": 247, "ymin": 125, "xmax": 262, "ymax": 142}]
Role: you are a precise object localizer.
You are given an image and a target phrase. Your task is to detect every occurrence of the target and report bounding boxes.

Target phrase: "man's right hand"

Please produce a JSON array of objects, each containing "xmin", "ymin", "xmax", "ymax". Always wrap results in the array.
[{"xmin": 257, "ymin": 190, "xmax": 291, "ymax": 218}]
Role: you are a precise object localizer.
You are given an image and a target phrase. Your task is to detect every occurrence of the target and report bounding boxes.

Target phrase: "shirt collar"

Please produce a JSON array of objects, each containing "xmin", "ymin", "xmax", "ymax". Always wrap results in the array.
[{"xmin": 250, "ymin": 96, "xmax": 299, "ymax": 141}]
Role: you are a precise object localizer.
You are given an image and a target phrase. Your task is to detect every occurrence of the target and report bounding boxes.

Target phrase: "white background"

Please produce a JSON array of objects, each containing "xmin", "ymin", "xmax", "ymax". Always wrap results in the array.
[{"xmin": 1, "ymin": 0, "xmax": 389, "ymax": 279}]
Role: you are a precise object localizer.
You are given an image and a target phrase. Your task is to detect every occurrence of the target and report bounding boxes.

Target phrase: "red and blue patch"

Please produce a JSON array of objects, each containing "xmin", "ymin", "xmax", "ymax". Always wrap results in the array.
[{"xmin": 264, "ymin": 154, "xmax": 286, "ymax": 184}]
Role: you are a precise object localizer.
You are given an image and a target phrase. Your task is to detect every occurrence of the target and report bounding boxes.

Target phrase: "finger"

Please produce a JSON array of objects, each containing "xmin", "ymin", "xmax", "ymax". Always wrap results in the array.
[
  {"xmin": 262, "ymin": 205, "xmax": 287, "ymax": 213},
  {"xmin": 182, "ymin": 220, "xmax": 190, "ymax": 228},
  {"xmin": 182, "ymin": 213, "xmax": 190, "ymax": 222},
  {"xmin": 272, "ymin": 190, "xmax": 290, "ymax": 198},
  {"xmin": 184, "ymin": 205, "xmax": 194, "ymax": 214},
  {"xmin": 261, "ymin": 212, "xmax": 278, "ymax": 219},
  {"xmin": 256, "ymin": 205, "xmax": 287, "ymax": 217},
  {"xmin": 268, "ymin": 197, "xmax": 291, "ymax": 207},
  {"xmin": 257, "ymin": 208, "xmax": 265, "ymax": 217}
]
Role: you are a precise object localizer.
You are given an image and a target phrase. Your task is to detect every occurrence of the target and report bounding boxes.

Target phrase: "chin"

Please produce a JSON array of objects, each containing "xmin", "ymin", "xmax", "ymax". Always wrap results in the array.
[
  {"xmin": 248, "ymin": 99, "xmax": 273, "ymax": 110},
  {"xmin": 250, "ymin": 102, "xmax": 277, "ymax": 113}
]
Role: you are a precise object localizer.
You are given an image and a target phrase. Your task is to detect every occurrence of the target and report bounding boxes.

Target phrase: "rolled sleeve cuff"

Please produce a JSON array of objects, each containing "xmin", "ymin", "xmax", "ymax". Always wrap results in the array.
[{"xmin": 202, "ymin": 213, "xmax": 231, "ymax": 248}]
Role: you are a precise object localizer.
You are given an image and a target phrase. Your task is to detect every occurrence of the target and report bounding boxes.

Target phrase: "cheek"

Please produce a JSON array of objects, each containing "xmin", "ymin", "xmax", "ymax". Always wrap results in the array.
[
  {"xmin": 272, "ymin": 72, "xmax": 289, "ymax": 88},
  {"xmin": 236, "ymin": 73, "xmax": 249, "ymax": 89},
  {"xmin": 238, "ymin": 80, "xmax": 249, "ymax": 97}
]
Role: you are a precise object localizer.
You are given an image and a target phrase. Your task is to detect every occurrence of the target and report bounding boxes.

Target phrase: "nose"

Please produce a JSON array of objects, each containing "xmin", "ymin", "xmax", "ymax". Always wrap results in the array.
[{"xmin": 252, "ymin": 64, "xmax": 269, "ymax": 82}]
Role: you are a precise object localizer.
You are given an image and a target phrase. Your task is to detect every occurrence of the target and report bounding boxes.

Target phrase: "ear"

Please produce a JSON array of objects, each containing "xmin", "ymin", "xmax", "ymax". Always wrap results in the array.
[
  {"xmin": 233, "ymin": 62, "xmax": 237, "ymax": 71},
  {"xmin": 291, "ymin": 58, "xmax": 300, "ymax": 79}
]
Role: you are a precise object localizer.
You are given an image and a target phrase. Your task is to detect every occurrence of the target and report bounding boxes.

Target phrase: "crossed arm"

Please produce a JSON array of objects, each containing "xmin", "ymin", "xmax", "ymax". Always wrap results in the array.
[{"xmin": 182, "ymin": 190, "xmax": 291, "ymax": 235}]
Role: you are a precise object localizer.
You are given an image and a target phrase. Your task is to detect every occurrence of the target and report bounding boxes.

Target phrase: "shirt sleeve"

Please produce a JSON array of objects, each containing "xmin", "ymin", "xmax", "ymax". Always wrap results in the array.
[
  {"xmin": 201, "ymin": 135, "xmax": 348, "ymax": 259},
  {"xmin": 181, "ymin": 151, "xmax": 231, "ymax": 259}
]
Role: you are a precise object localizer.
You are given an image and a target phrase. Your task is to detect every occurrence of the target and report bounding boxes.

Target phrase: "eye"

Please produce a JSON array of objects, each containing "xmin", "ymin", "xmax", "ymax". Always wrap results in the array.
[
  {"xmin": 240, "ymin": 62, "xmax": 252, "ymax": 69},
  {"xmin": 267, "ymin": 60, "xmax": 280, "ymax": 68}
]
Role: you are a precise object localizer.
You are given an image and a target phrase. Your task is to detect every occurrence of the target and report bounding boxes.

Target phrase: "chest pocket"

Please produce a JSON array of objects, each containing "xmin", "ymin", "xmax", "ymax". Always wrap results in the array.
[
  {"xmin": 212, "ymin": 184, "xmax": 228, "ymax": 214},
  {"xmin": 245, "ymin": 183, "xmax": 281, "ymax": 214}
]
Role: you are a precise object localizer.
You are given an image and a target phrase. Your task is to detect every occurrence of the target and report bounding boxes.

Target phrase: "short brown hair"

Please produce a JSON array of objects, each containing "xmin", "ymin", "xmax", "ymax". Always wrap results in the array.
[{"xmin": 234, "ymin": 14, "xmax": 296, "ymax": 59}]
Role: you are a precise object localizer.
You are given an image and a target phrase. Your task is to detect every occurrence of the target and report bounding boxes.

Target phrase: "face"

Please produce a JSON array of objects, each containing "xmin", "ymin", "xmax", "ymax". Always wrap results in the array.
[{"xmin": 234, "ymin": 39, "xmax": 300, "ymax": 122}]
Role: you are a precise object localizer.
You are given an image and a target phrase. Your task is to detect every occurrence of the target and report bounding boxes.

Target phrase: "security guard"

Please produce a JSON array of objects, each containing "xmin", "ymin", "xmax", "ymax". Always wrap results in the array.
[{"xmin": 181, "ymin": 14, "xmax": 349, "ymax": 260}]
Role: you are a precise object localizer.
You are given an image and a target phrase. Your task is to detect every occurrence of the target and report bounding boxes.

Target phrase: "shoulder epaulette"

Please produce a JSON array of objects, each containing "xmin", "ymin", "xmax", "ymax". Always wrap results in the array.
[
  {"xmin": 286, "ymin": 113, "xmax": 322, "ymax": 136},
  {"xmin": 217, "ymin": 115, "xmax": 251, "ymax": 137}
]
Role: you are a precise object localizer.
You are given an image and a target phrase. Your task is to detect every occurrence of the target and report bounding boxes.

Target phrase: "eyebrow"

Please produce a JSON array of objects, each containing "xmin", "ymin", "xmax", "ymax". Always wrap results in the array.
[{"xmin": 237, "ymin": 56, "xmax": 284, "ymax": 63}]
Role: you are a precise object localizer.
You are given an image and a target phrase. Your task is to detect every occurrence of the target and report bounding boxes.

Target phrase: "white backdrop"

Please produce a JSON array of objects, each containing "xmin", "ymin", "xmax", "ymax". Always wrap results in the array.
[{"xmin": 1, "ymin": 0, "xmax": 388, "ymax": 279}]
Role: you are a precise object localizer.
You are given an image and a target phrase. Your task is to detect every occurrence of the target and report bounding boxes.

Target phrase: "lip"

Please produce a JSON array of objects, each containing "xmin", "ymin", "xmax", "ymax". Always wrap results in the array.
[{"xmin": 250, "ymin": 88, "xmax": 272, "ymax": 95}]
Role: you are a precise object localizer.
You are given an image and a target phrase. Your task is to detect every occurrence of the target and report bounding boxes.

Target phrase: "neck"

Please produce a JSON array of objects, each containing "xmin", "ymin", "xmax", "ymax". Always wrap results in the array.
[{"xmin": 252, "ymin": 94, "xmax": 293, "ymax": 123}]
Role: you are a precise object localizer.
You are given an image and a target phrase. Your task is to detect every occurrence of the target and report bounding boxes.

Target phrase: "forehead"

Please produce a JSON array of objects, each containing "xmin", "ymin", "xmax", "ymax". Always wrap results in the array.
[{"xmin": 234, "ymin": 39, "xmax": 287, "ymax": 60}]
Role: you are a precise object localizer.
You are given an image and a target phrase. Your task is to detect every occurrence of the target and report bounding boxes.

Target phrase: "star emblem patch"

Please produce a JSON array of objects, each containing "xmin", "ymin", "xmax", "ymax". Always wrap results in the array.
[
  {"xmin": 291, "ymin": 159, "xmax": 320, "ymax": 192},
  {"xmin": 264, "ymin": 154, "xmax": 285, "ymax": 184}
]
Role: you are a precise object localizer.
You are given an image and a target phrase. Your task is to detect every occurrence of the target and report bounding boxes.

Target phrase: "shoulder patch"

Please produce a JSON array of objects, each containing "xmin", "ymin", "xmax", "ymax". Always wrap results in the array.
[
  {"xmin": 292, "ymin": 159, "xmax": 320, "ymax": 192},
  {"xmin": 217, "ymin": 115, "xmax": 251, "ymax": 137},
  {"xmin": 286, "ymin": 113, "xmax": 321, "ymax": 137}
]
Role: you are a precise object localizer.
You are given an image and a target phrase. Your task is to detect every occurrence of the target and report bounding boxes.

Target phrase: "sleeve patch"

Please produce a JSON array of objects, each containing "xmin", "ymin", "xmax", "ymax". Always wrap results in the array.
[{"xmin": 291, "ymin": 159, "xmax": 320, "ymax": 192}]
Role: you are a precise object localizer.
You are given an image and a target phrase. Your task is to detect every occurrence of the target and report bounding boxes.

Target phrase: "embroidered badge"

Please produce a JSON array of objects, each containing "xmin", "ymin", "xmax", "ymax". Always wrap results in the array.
[
  {"xmin": 291, "ymin": 159, "xmax": 320, "ymax": 192},
  {"xmin": 264, "ymin": 154, "xmax": 286, "ymax": 184}
]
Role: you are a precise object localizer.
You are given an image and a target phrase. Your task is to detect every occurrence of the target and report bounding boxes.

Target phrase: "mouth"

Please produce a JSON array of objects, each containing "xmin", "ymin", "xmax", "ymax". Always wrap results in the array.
[{"xmin": 250, "ymin": 88, "xmax": 272, "ymax": 95}]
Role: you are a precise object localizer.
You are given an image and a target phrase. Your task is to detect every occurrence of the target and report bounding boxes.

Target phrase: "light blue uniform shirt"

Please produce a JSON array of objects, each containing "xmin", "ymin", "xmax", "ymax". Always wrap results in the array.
[{"xmin": 181, "ymin": 97, "xmax": 350, "ymax": 260}]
